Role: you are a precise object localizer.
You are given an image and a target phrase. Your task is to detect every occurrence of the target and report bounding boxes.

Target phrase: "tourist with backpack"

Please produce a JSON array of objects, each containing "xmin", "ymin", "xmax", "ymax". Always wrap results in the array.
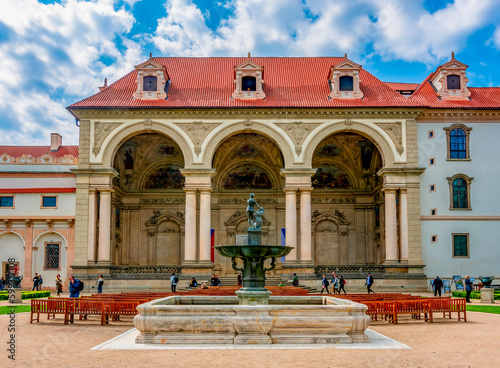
[
  {"xmin": 68, "ymin": 276, "xmax": 82, "ymax": 298},
  {"xmin": 170, "ymin": 273, "xmax": 178, "ymax": 293},
  {"xmin": 339, "ymin": 275, "xmax": 347, "ymax": 294},
  {"xmin": 292, "ymin": 273, "xmax": 299, "ymax": 287}
]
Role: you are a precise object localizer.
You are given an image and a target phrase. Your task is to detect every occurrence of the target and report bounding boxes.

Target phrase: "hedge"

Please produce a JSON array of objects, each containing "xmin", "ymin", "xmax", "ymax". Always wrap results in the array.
[
  {"xmin": 452, "ymin": 291, "xmax": 500, "ymax": 300},
  {"xmin": 0, "ymin": 290, "xmax": 50, "ymax": 301}
]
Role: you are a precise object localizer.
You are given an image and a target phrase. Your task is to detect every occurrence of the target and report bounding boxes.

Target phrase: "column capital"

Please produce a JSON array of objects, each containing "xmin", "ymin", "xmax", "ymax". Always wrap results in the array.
[
  {"xmin": 284, "ymin": 187, "xmax": 298, "ymax": 193},
  {"xmin": 183, "ymin": 188, "xmax": 198, "ymax": 194},
  {"xmin": 199, "ymin": 188, "xmax": 213, "ymax": 194},
  {"xmin": 98, "ymin": 188, "xmax": 114, "ymax": 194},
  {"xmin": 382, "ymin": 187, "xmax": 398, "ymax": 194},
  {"xmin": 299, "ymin": 187, "xmax": 313, "ymax": 193}
]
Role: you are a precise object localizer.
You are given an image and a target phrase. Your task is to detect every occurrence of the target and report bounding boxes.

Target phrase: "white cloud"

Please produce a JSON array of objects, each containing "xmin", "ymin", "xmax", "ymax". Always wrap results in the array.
[
  {"xmin": 493, "ymin": 27, "xmax": 500, "ymax": 49},
  {"xmin": 0, "ymin": 0, "xmax": 141, "ymax": 145}
]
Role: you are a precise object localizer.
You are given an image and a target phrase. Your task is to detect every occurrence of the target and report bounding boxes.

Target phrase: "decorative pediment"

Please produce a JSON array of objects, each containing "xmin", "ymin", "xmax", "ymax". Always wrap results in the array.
[
  {"xmin": 0, "ymin": 154, "xmax": 15, "ymax": 163},
  {"xmin": 311, "ymin": 209, "xmax": 350, "ymax": 226},
  {"xmin": 329, "ymin": 55, "xmax": 363, "ymax": 99},
  {"xmin": 232, "ymin": 53, "xmax": 265, "ymax": 100},
  {"xmin": 133, "ymin": 57, "xmax": 169, "ymax": 100},
  {"xmin": 431, "ymin": 52, "xmax": 470, "ymax": 100},
  {"xmin": 145, "ymin": 210, "xmax": 185, "ymax": 236}
]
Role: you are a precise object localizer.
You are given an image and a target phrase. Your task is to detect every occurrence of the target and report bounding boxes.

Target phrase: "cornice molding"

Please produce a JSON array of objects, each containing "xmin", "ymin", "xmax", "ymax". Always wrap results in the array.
[{"xmin": 69, "ymin": 108, "xmax": 424, "ymax": 120}]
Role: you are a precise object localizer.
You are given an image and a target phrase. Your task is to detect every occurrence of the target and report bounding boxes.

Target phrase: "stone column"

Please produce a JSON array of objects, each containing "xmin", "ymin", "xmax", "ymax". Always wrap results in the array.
[
  {"xmin": 299, "ymin": 189, "xmax": 312, "ymax": 263},
  {"xmin": 284, "ymin": 188, "xmax": 297, "ymax": 261},
  {"xmin": 199, "ymin": 189, "xmax": 212, "ymax": 263},
  {"xmin": 97, "ymin": 189, "xmax": 113, "ymax": 264},
  {"xmin": 184, "ymin": 189, "xmax": 197, "ymax": 263},
  {"xmin": 24, "ymin": 220, "xmax": 33, "ymax": 281},
  {"xmin": 399, "ymin": 189, "xmax": 409, "ymax": 262},
  {"xmin": 87, "ymin": 189, "xmax": 97, "ymax": 263},
  {"xmin": 384, "ymin": 189, "xmax": 398, "ymax": 263}
]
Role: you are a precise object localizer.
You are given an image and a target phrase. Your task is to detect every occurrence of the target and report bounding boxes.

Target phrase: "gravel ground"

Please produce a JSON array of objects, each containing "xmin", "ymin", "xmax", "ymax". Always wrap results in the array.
[{"xmin": 1, "ymin": 296, "xmax": 499, "ymax": 368}]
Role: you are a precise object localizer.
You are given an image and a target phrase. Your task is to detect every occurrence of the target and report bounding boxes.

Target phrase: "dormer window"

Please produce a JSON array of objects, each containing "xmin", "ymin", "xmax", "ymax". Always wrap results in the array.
[
  {"xmin": 446, "ymin": 75, "xmax": 460, "ymax": 90},
  {"xmin": 242, "ymin": 76, "xmax": 257, "ymax": 91},
  {"xmin": 329, "ymin": 55, "xmax": 363, "ymax": 99},
  {"xmin": 143, "ymin": 76, "xmax": 157, "ymax": 91},
  {"xmin": 339, "ymin": 76, "xmax": 354, "ymax": 91},
  {"xmin": 431, "ymin": 52, "xmax": 470, "ymax": 100},
  {"xmin": 133, "ymin": 57, "xmax": 169, "ymax": 100},
  {"xmin": 232, "ymin": 53, "xmax": 265, "ymax": 100}
]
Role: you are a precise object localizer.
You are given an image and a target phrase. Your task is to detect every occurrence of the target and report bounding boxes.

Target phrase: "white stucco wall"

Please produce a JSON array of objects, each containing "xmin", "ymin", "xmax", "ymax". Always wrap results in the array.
[
  {"xmin": 0, "ymin": 193, "xmax": 76, "ymax": 217},
  {"xmin": 418, "ymin": 120, "xmax": 500, "ymax": 279}
]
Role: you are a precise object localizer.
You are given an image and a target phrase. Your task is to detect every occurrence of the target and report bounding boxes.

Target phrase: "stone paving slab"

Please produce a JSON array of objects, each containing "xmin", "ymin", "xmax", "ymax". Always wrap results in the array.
[{"xmin": 91, "ymin": 328, "xmax": 411, "ymax": 350}]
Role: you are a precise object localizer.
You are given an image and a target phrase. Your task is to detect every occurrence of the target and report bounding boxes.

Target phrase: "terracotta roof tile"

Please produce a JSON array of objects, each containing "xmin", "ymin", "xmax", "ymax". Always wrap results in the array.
[
  {"xmin": 68, "ymin": 57, "xmax": 421, "ymax": 109},
  {"xmin": 0, "ymin": 188, "xmax": 76, "ymax": 194},
  {"xmin": 0, "ymin": 146, "xmax": 79, "ymax": 158},
  {"xmin": 385, "ymin": 82, "xmax": 420, "ymax": 92}
]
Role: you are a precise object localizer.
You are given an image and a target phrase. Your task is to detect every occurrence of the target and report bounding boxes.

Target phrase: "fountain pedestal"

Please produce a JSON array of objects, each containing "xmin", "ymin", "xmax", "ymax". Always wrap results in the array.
[{"xmin": 481, "ymin": 288, "xmax": 495, "ymax": 303}]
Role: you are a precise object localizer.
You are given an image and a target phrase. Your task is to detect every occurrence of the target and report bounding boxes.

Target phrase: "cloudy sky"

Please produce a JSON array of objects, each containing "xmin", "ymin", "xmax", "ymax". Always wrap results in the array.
[{"xmin": 1, "ymin": 0, "xmax": 499, "ymax": 146}]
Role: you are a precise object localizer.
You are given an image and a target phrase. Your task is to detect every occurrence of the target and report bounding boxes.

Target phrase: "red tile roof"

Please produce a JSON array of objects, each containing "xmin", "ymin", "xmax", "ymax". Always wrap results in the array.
[
  {"xmin": 409, "ymin": 74, "xmax": 500, "ymax": 108},
  {"xmin": 385, "ymin": 82, "xmax": 420, "ymax": 92},
  {"xmin": 68, "ymin": 57, "xmax": 421, "ymax": 109},
  {"xmin": 0, "ymin": 146, "xmax": 79, "ymax": 158},
  {"xmin": 0, "ymin": 188, "xmax": 76, "ymax": 193}
]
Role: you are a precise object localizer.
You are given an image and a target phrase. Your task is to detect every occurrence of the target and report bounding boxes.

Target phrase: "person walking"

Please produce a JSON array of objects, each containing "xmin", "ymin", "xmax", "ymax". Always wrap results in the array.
[
  {"xmin": 465, "ymin": 275, "xmax": 473, "ymax": 303},
  {"xmin": 333, "ymin": 275, "xmax": 340, "ymax": 294},
  {"xmin": 330, "ymin": 272, "xmax": 337, "ymax": 294},
  {"xmin": 170, "ymin": 273, "xmax": 178, "ymax": 293},
  {"xmin": 432, "ymin": 276, "xmax": 443, "ymax": 297},
  {"xmin": 365, "ymin": 273, "xmax": 374, "ymax": 293},
  {"xmin": 55, "ymin": 274, "xmax": 63, "ymax": 296},
  {"xmin": 339, "ymin": 275, "xmax": 347, "ymax": 294},
  {"xmin": 0, "ymin": 276, "xmax": 5, "ymax": 291},
  {"xmin": 97, "ymin": 275, "xmax": 104, "ymax": 294},
  {"xmin": 32, "ymin": 273, "xmax": 40, "ymax": 291},
  {"xmin": 320, "ymin": 274, "xmax": 330, "ymax": 294}
]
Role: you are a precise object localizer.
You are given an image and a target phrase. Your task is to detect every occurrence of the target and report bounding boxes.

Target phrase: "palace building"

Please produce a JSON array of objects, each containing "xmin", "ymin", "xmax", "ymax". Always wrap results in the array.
[{"xmin": 1, "ymin": 54, "xmax": 499, "ymax": 290}]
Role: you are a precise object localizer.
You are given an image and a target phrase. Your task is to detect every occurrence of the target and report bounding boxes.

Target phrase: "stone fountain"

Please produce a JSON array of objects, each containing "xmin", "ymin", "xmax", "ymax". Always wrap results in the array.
[{"xmin": 133, "ymin": 194, "xmax": 370, "ymax": 345}]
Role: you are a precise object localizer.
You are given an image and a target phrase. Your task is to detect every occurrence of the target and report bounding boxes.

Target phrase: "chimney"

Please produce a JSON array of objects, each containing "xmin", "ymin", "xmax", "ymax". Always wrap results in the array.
[{"xmin": 50, "ymin": 133, "xmax": 62, "ymax": 151}]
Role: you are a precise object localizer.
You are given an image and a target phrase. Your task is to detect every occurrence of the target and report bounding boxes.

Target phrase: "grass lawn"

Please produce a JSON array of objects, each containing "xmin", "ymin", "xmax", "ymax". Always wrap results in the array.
[
  {"xmin": 0, "ymin": 305, "xmax": 31, "ymax": 315},
  {"xmin": 466, "ymin": 305, "xmax": 500, "ymax": 314}
]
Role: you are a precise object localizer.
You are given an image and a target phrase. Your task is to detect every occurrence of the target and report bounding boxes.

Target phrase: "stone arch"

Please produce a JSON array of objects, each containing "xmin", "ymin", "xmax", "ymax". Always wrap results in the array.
[
  {"xmin": 202, "ymin": 121, "xmax": 294, "ymax": 168},
  {"xmin": 303, "ymin": 120, "xmax": 398, "ymax": 168},
  {"xmin": 101, "ymin": 121, "xmax": 194, "ymax": 168},
  {"xmin": 145, "ymin": 212, "xmax": 185, "ymax": 265},
  {"xmin": 33, "ymin": 232, "xmax": 68, "ymax": 286},
  {"xmin": 0, "ymin": 232, "xmax": 25, "ymax": 279}
]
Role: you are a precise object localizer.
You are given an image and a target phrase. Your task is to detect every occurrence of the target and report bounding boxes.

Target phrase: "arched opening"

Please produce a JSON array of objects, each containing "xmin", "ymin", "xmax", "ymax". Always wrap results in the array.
[
  {"xmin": 111, "ymin": 133, "xmax": 185, "ymax": 267},
  {"xmin": 311, "ymin": 132, "xmax": 383, "ymax": 266},
  {"xmin": 0, "ymin": 233, "xmax": 24, "ymax": 281},
  {"xmin": 212, "ymin": 132, "xmax": 284, "ymax": 275}
]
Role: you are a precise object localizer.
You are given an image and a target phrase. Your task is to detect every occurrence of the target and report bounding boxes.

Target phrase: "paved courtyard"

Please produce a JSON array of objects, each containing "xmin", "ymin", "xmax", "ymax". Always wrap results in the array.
[{"xmin": 1, "ymin": 296, "xmax": 499, "ymax": 368}]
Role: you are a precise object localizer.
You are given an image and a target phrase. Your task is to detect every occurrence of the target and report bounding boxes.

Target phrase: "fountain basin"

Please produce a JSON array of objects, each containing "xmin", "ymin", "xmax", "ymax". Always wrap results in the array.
[{"xmin": 133, "ymin": 295, "xmax": 370, "ymax": 345}]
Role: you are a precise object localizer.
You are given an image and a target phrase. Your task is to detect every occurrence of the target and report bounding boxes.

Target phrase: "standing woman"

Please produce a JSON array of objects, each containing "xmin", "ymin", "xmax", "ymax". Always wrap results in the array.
[
  {"xmin": 465, "ymin": 275, "xmax": 473, "ymax": 303},
  {"xmin": 237, "ymin": 273, "xmax": 242, "ymax": 286},
  {"xmin": 97, "ymin": 275, "xmax": 104, "ymax": 294},
  {"xmin": 55, "ymin": 274, "xmax": 63, "ymax": 296}
]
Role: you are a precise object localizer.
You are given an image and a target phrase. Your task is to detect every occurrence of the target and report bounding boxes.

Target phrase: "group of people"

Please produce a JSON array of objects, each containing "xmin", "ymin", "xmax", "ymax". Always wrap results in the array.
[
  {"xmin": 32, "ymin": 273, "xmax": 44, "ymax": 291},
  {"xmin": 321, "ymin": 272, "xmax": 348, "ymax": 294},
  {"xmin": 432, "ymin": 275, "xmax": 474, "ymax": 302}
]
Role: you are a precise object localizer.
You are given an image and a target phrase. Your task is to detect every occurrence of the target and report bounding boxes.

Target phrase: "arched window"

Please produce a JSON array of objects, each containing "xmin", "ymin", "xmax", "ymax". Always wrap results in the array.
[
  {"xmin": 444, "ymin": 124, "xmax": 472, "ymax": 160},
  {"xmin": 450, "ymin": 128, "xmax": 466, "ymax": 159},
  {"xmin": 143, "ymin": 76, "xmax": 157, "ymax": 91},
  {"xmin": 447, "ymin": 174, "xmax": 473, "ymax": 210},
  {"xmin": 452, "ymin": 178, "xmax": 467, "ymax": 209},
  {"xmin": 447, "ymin": 74, "xmax": 461, "ymax": 90},
  {"xmin": 242, "ymin": 76, "xmax": 257, "ymax": 91},
  {"xmin": 339, "ymin": 76, "xmax": 354, "ymax": 91}
]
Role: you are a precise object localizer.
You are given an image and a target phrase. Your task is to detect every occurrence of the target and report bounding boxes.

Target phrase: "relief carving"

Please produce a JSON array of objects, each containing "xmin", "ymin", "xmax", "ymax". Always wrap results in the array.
[
  {"xmin": 275, "ymin": 122, "xmax": 321, "ymax": 155},
  {"xmin": 139, "ymin": 198, "xmax": 186, "ymax": 205},
  {"xmin": 375, "ymin": 122, "xmax": 404, "ymax": 155},
  {"xmin": 93, "ymin": 122, "xmax": 122, "ymax": 156},
  {"xmin": 219, "ymin": 198, "xmax": 277, "ymax": 205},
  {"xmin": 311, "ymin": 197, "xmax": 355, "ymax": 204},
  {"xmin": 174, "ymin": 121, "xmax": 221, "ymax": 157}
]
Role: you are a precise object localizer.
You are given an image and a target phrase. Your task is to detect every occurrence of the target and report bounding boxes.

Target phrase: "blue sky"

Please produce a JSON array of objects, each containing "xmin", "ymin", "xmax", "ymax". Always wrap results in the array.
[{"xmin": 1, "ymin": 0, "xmax": 499, "ymax": 145}]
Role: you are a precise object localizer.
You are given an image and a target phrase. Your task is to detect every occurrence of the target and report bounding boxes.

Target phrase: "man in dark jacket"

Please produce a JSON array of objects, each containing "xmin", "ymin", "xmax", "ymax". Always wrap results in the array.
[
  {"xmin": 432, "ymin": 276, "xmax": 443, "ymax": 297},
  {"xmin": 365, "ymin": 273, "xmax": 374, "ymax": 293},
  {"xmin": 320, "ymin": 274, "xmax": 330, "ymax": 294}
]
